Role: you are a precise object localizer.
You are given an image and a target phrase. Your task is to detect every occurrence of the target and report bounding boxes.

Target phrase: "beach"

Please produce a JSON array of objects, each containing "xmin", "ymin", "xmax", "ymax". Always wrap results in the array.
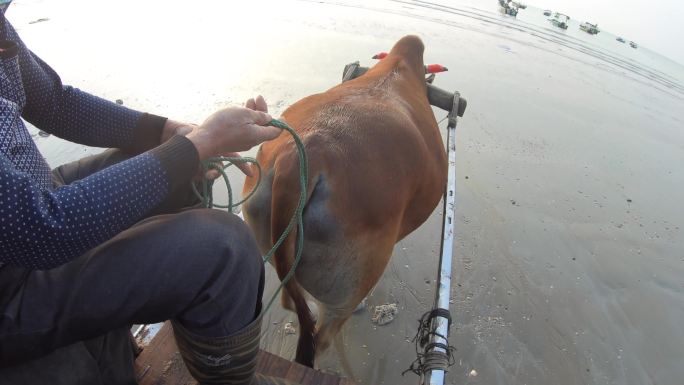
[{"xmin": 10, "ymin": 0, "xmax": 684, "ymax": 384}]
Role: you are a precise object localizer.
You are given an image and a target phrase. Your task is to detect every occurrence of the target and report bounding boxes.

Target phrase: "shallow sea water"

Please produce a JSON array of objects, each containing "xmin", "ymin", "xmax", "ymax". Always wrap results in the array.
[{"xmin": 9, "ymin": 0, "xmax": 684, "ymax": 384}]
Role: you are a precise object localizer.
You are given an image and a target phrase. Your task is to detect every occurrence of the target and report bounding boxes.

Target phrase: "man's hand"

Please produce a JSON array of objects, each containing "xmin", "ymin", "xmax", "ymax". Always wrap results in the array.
[
  {"xmin": 186, "ymin": 96, "xmax": 281, "ymax": 176},
  {"xmin": 162, "ymin": 96, "xmax": 278, "ymax": 179}
]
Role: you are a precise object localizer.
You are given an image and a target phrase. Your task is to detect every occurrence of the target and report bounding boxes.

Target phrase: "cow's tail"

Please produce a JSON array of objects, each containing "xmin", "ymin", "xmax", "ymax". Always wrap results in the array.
[{"xmin": 269, "ymin": 148, "xmax": 319, "ymax": 367}]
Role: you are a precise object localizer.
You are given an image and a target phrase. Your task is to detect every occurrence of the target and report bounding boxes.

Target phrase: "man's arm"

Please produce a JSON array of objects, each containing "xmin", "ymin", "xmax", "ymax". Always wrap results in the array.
[
  {"xmin": 0, "ymin": 136, "xmax": 198, "ymax": 270},
  {"xmin": 0, "ymin": 105, "xmax": 279, "ymax": 270}
]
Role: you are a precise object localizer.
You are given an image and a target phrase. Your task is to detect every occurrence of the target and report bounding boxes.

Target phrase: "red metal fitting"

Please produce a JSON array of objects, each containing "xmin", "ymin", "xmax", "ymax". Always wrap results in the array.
[{"xmin": 425, "ymin": 64, "xmax": 449, "ymax": 73}]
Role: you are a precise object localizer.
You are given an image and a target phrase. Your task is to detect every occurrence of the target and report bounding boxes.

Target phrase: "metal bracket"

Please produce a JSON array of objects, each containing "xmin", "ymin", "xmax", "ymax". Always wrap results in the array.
[
  {"xmin": 342, "ymin": 61, "xmax": 361, "ymax": 82},
  {"xmin": 340, "ymin": 62, "xmax": 467, "ymax": 121},
  {"xmin": 448, "ymin": 91, "xmax": 461, "ymax": 128}
]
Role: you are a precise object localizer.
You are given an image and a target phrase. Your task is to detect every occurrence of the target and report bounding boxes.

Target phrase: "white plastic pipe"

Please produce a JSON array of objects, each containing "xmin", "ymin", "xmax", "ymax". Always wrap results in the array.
[{"xmin": 425, "ymin": 109, "xmax": 458, "ymax": 385}]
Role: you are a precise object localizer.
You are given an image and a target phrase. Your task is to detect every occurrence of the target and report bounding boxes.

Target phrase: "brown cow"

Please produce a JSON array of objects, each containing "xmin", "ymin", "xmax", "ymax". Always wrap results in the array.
[{"xmin": 242, "ymin": 35, "xmax": 447, "ymax": 367}]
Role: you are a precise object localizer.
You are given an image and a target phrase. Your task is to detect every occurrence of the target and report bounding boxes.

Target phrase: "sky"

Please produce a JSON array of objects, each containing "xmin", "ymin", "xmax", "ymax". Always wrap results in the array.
[{"xmin": 526, "ymin": 0, "xmax": 684, "ymax": 65}]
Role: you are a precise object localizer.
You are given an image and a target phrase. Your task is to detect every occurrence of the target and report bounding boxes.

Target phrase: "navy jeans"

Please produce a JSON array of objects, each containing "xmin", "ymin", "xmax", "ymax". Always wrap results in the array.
[{"xmin": 0, "ymin": 149, "xmax": 265, "ymax": 384}]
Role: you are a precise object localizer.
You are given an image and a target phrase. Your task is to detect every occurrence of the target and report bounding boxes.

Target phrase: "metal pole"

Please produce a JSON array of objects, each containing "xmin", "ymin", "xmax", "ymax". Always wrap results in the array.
[{"xmin": 425, "ymin": 93, "xmax": 460, "ymax": 385}]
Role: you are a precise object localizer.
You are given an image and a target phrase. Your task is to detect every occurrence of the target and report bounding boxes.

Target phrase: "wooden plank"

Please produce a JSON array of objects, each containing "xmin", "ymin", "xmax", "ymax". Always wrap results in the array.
[
  {"xmin": 135, "ymin": 322, "xmax": 357, "ymax": 385},
  {"xmin": 319, "ymin": 374, "xmax": 342, "ymax": 385},
  {"xmin": 339, "ymin": 377, "xmax": 359, "ymax": 385},
  {"xmin": 135, "ymin": 322, "xmax": 196, "ymax": 385},
  {"xmin": 256, "ymin": 350, "xmax": 290, "ymax": 378},
  {"xmin": 284, "ymin": 362, "xmax": 309, "ymax": 383},
  {"xmin": 299, "ymin": 369, "xmax": 320, "ymax": 385},
  {"xmin": 257, "ymin": 350, "xmax": 356, "ymax": 384}
]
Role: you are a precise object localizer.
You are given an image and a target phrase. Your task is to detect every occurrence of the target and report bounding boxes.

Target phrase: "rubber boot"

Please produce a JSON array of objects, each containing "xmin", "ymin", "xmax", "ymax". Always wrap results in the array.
[{"xmin": 172, "ymin": 309, "xmax": 296, "ymax": 385}]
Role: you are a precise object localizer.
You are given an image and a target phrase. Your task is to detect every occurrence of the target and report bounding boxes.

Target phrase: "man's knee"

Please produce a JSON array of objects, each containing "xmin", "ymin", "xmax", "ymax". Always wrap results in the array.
[
  {"xmin": 172, "ymin": 209, "xmax": 263, "ymax": 282},
  {"xmin": 53, "ymin": 149, "xmax": 133, "ymax": 186},
  {"xmin": 166, "ymin": 209, "xmax": 264, "ymax": 333}
]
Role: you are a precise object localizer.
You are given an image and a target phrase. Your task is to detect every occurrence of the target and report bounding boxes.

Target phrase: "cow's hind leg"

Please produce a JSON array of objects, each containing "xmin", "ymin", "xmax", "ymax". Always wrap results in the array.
[
  {"xmin": 281, "ymin": 287, "xmax": 319, "ymax": 322},
  {"xmin": 314, "ymin": 304, "xmax": 359, "ymax": 379},
  {"xmin": 271, "ymin": 240, "xmax": 316, "ymax": 366},
  {"xmin": 314, "ymin": 304, "xmax": 355, "ymax": 358},
  {"xmin": 280, "ymin": 279, "xmax": 316, "ymax": 367},
  {"xmin": 334, "ymin": 329, "xmax": 356, "ymax": 380},
  {"xmin": 310, "ymin": 237, "xmax": 397, "ymax": 357},
  {"xmin": 280, "ymin": 288, "xmax": 296, "ymax": 312}
]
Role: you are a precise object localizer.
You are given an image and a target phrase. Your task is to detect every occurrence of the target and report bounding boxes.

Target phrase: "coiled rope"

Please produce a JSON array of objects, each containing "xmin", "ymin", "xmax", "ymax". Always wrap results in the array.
[
  {"xmin": 191, "ymin": 119, "xmax": 308, "ymax": 314},
  {"xmin": 403, "ymin": 308, "xmax": 456, "ymax": 378}
]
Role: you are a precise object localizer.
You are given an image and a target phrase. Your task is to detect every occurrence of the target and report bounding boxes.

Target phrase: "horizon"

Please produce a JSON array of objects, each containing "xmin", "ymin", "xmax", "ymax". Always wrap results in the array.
[{"xmin": 523, "ymin": 0, "xmax": 684, "ymax": 65}]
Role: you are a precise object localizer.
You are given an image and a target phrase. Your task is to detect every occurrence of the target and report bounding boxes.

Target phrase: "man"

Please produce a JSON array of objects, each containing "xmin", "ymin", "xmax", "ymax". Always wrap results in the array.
[{"xmin": 0, "ymin": 5, "xmax": 290, "ymax": 385}]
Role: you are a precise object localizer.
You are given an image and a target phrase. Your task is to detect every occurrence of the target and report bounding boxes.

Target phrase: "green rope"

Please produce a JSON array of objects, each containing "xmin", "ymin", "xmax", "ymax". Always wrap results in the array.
[{"xmin": 191, "ymin": 119, "xmax": 308, "ymax": 315}]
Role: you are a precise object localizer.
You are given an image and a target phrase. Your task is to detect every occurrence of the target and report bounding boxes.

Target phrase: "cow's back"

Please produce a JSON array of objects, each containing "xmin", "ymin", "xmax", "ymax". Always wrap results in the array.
[{"xmin": 256, "ymin": 55, "xmax": 447, "ymax": 237}]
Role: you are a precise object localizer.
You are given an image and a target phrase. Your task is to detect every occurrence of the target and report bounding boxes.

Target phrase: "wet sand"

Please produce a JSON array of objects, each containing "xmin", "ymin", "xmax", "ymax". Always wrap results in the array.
[{"xmin": 13, "ymin": 0, "xmax": 684, "ymax": 384}]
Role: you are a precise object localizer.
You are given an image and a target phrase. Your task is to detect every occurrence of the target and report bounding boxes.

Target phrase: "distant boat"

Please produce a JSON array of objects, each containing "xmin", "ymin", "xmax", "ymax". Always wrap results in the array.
[
  {"xmin": 549, "ymin": 12, "xmax": 570, "ymax": 29},
  {"xmin": 543, "ymin": 9, "xmax": 552, "ymax": 16},
  {"xmin": 630, "ymin": 41, "xmax": 638, "ymax": 49},
  {"xmin": 579, "ymin": 21, "xmax": 600, "ymax": 35},
  {"xmin": 511, "ymin": 1, "xmax": 526, "ymax": 9},
  {"xmin": 498, "ymin": 0, "xmax": 519, "ymax": 16},
  {"xmin": 503, "ymin": 6, "xmax": 518, "ymax": 16},
  {"xmin": 616, "ymin": 36, "xmax": 626, "ymax": 43}
]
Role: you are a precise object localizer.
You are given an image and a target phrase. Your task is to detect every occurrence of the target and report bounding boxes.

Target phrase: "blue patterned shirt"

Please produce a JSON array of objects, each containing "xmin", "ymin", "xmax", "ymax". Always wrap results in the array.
[{"xmin": 0, "ymin": 14, "xmax": 198, "ymax": 270}]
